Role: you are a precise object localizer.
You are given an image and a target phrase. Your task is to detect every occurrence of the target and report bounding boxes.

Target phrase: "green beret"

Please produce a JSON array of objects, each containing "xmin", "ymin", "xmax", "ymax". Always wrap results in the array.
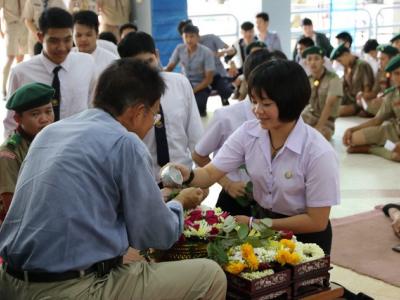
[
  {"xmin": 384, "ymin": 55, "xmax": 400, "ymax": 73},
  {"xmin": 390, "ymin": 33, "xmax": 400, "ymax": 43},
  {"xmin": 246, "ymin": 41, "xmax": 266, "ymax": 55},
  {"xmin": 6, "ymin": 83, "xmax": 55, "ymax": 112},
  {"xmin": 330, "ymin": 43, "xmax": 350, "ymax": 60},
  {"xmin": 302, "ymin": 46, "xmax": 325, "ymax": 58},
  {"xmin": 377, "ymin": 44, "xmax": 399, "ymax": 56}
]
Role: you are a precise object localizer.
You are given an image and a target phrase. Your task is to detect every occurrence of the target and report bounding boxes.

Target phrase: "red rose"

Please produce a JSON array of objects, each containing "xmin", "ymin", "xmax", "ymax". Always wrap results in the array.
[
  {"xmin": 279, "ymin": 229, "xmax": 293, "ymax": 240},
  {"xmin": 220, "ymin": 212, "xmax": 230, "ymax": 219},
  {"xmin": 188, "ymin": 210, "xmax": 203, "ymax": 221},
  {"xmin": 210, "ymin": 227, "xmax": 219, "ymax": 235},
  {"xmin": 205, "ymin": 210, "xmax": 215, "ymax": 218},
  {"xmin": 192, "ymin": 224, "xmax": 200, "ymax": 230},
  {"xmin": 206, "ymin": 215, "xmax": 219, "ymax": 225},
  {"xmin": 177, "ymin": 234, "xmax": 186, "ymax": 243}
]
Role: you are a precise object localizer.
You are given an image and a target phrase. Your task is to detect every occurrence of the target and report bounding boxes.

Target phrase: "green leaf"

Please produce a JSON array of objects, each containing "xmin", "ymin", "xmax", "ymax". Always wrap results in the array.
[
  {"xmin": 222, "ymin": 215, "xmax": 237, "ymax": 233},
  {"xmin": 237, "ymin": 224, "xmax": 249, "ymax": 240},
  {"xmin": 207, "ymin": 241, "xmax": 228, "ymax": 265}
]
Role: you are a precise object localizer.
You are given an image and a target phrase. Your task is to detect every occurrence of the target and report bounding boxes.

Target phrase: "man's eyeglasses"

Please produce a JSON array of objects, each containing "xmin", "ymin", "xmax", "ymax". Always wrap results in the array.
[{"xmin": 149, "ymin": 107, "xmax": 162, "ymax": 126}]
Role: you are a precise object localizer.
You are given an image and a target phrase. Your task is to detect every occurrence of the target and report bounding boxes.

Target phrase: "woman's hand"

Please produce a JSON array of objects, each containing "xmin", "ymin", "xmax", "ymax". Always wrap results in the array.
[{"xmin": 234, "ymin": 215, "xmax": 250, "ymax": 225}]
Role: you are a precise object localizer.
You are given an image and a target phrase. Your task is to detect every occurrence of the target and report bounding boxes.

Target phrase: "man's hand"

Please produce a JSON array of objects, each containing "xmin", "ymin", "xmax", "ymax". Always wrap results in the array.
[
  {"xmin": 224, "ymin": 181, "xmax": 246, "ymax": 198},
  {"xmin": 342, "ymin": 128, "xmax": 353, "ymax": 146},
  {"xmin": 175, "ymin": 187, "xmax": 204, "ymax": 209},
  {"xmin": 161, "ymin": 187, "xmax": 181, "ymax": 202}
]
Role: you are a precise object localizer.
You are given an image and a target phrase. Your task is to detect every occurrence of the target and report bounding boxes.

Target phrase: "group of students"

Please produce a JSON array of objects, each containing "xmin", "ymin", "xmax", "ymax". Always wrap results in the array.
[{"xmin": 0, "ymin": 6, "xmax": 398, "ymax": 300}]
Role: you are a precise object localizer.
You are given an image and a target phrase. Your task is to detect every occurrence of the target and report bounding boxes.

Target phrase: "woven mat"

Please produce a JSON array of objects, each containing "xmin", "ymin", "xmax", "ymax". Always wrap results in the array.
[{"xmin": 331, "ymin": 207, "xmax": 400, "ymax": 287}]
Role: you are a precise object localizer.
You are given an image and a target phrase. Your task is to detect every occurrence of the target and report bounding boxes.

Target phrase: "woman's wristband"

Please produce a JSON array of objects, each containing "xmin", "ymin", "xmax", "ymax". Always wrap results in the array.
[
  {"xmin": 182, "ymin": 169, "xmax": 195, "ymax": 186},
  {"xmin": 248, "ymin": 217, "xmax": 254, "ymax": 229}
]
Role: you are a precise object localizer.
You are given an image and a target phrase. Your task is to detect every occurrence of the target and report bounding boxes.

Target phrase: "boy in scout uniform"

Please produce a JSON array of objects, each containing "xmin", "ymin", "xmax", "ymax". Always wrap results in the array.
[
  {"xmin": 343, "ymin": 55, "xmax": 400, "ymax": 162},
  {"xmin": 301, "ymin": 46, "xmax": 343, "ymax": 140},
  {"xmin": 23, "ymin": 0, "xmax": 66, "ymax": 55},
  {"xmin": 331, "ymin": 43, "xmax": 375, "ymax": 117},
  {"xmin": 366, "ymin": 45, "xmax": 399, "ymax": 115},
  {"xmin": 0, "ymin": 83, "xmax": 54, "ymax": 222},
  {"xmin": 0, "ymin": 0, "xmax": 29, "ymax": 98},
  {"xmin": 390, "ymin": 33, "xmax": 400, "ymax": 51}
]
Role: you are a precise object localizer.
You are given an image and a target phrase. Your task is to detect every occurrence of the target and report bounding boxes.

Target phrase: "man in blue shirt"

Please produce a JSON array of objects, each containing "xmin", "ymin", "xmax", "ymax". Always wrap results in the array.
[{"xmin": 0, "ymin": 59, "xmax": 226, "ymax": 299}]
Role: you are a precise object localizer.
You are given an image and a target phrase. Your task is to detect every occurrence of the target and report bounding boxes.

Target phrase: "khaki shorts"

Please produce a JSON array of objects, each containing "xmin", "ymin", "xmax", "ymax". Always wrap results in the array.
[
  {"xmin": 0, "ymin": 258, "xmax": 226, "ymax": 300},
  {"xmin": 5, "ymin": 22, "xmax": 28, "ymax": 56},
  {"xmin": 301, "ymin": 110, "xmax": 335, "ymax": 140},
  {"xmin": 362, "ymin": 123, "xmax": 400, "ymax": 146}
]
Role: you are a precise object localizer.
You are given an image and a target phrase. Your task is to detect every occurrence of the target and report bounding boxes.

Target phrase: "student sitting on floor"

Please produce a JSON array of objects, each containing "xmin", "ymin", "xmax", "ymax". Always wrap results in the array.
[{"xmin": 343, "ymin": 55, "xmax": 400, "ymax": 162}]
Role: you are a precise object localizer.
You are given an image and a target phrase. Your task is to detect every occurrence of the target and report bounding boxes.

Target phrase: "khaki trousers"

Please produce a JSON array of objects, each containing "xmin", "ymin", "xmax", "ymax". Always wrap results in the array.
[{"xmin": 0, "ymin": 258, "xmax": 227, "ymax": 300}]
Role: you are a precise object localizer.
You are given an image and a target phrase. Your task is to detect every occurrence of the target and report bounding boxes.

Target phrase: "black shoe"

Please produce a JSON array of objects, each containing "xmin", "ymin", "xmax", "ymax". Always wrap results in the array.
[{"xmin": 221, "ymin": 98, "xmax": 230, "ymax": 106}]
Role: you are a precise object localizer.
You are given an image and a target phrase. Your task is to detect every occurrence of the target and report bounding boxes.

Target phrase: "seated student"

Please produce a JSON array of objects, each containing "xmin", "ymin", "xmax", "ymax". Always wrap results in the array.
[
  {"xmin": 177, "ymin": 19, "xmax": 234, "ymax": 106},
  {"xmin": 296, "ymin": 37, "xmax": 334, "ymax": 75},
  {"xmin": 301, "ymin": 46, "xmax": 343, "ymax": 141},
  {"xmin": 382, "ymin": 203, "xmax": 400, "ymax": 238},
  {"xmin": 364, "ymin": 45, "xmax": 399, "ymax": 116},
  {"xmin": 119, "ymin": 22, "xmax": 137, "ymax": 40},
  {"xmin": 192, "ymin": 50, "xmax": 271, "ymax": 217},
  {"xmin": 390, "ymin": 33, "xmax": 400, "ymax": 51},
  {"xmin": 0, "ymin": 59, "xmax": 226, "ymax": 300},
  {"xmin": 176, "ymin": 60, "xmax": 340, "ymax": 254},
  {"xmin": 255, "ymin": 12, "xmax": 281, "ymax": 51},
  {"xmin": 343, "ymin": 55, "xmax": 400, "ymax": 162},
  {"xmin": 165, "ymin": 25, "xmax": 215, "ymax": 117},
  {"xmin": 118, "ymin": 31, "xmax": 204, "ymax": 185},
  {"xmin": 72, "ymin": 10, "xmax": 118, "ymax": 77},
  {"xmin": 0, "ymin": 83, "xmax": 54, "ymax": 223},
  {"xmin": 330, "ymin": 44, "xmax": 375, "ymax": 117},
  {"xmin": 362, "ymin": 39, "xmax": 379, "ymax": 76},
  {"xmin": 336, "ymin": 31, "xmax": 353, "ymax": 49}
]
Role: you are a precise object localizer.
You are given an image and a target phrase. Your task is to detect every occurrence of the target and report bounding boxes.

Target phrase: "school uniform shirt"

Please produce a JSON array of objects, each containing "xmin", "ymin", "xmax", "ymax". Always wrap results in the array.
[
  {"xmin": 200, "ymin": 34, "xmax": 228, "ymax": 77},
  {"xmin": 3, "ymin": 52, "xmax": 96, "ymax": 137},
  {"xmin": 212, "ymin": 117, "xmax": 340, "ymax": 216},
  {"xmin": 97, "ymin": 39, "xmax": 120, "ymax": 57},
  {"xmin": 169, "ymin": 44, "xmax": 216, "ymax": 87},
  {"xmin": 72, "ymin": 46, "xmax": 118, "ymax": 77},
  {"xmin": 258, "ymin": 31, "xmax": 282, "ymax": 52},
  {"xmin": 195, "ymin": 98, "xmax": 255, "ymax": 182},
  {"xmin": 143, "ymin": 72, "xmax": 203, "ymax": 181},
  {"xmin": 0, "ymin": 108, "xmax": 183, "ymax": 272}
]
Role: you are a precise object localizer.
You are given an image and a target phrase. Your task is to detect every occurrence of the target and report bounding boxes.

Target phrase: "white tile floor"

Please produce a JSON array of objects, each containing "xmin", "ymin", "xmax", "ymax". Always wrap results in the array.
[{"xmin": 1, "ymin": 72, "xmax": 399, "ymax": 298}]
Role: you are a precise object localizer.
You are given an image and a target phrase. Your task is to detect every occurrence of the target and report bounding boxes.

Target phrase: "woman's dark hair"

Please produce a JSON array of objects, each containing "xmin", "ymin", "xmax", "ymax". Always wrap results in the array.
[
  {"xmin": 72, "ymin": 10, "xmax": 99, "ymax": 33},
  {"xmin": 39, "ymin": 7, "xmax": 73, "ymax": 34},
  {"xmin": 248, "ymin": 60, "xmax": 311, "ymax": 122},
  {"xmin": 93, "ymin": 59, "xmax": 165, "ymax": 116},
  {"xmin": 118, "ymin": 31, "xmax": 156, "ymax": 58},
  {"xmin": 98, "ymin": 31, "xmax": 117, "ymax": 45},
  {"xmin": 243, "ymin": 49, "xmax": 272, "ymax": 81}
]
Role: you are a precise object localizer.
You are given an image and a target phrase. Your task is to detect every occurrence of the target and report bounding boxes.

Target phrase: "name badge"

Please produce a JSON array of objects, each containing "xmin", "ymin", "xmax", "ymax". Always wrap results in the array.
[{"xmin": 284, "ymin": 171, "xmax": 292, "ymax": 179}]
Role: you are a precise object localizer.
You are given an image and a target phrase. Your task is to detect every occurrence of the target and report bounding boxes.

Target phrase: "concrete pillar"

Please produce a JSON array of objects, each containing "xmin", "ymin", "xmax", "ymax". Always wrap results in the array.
[{"xmin": 261, "ymin": 0, "xmax": 291, "ymax": 58}]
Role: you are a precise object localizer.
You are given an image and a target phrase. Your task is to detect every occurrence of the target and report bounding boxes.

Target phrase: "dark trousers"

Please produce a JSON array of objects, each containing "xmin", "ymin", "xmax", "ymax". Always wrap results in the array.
[
  {"xmin": 194, "ymin": 88, "xmax": 211, "ymax": 116},
  {"xmin": 211, "ymin": 75, "xmax": 234, "ymax": 101},
  {"xmin": 216, "ymin": 190, "xmax": 253, "ymax": 217},
  {"xmin": 254, "ymin": 205, "xmax": 332, "ymax": 254}
]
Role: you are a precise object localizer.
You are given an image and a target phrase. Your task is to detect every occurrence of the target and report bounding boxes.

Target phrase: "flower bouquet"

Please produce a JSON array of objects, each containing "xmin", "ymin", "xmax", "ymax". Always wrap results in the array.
[{"xmin": 154, "ymin": 205, "xmax": 231, "ymax": 261}]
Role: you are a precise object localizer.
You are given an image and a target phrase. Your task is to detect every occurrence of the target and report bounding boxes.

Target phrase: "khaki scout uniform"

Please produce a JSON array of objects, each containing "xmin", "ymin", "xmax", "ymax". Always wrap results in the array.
[
  {"xmin": 23, "ymin": 0, "xmax": 66, "ymax": 55},
  {"xmin": 302, "ymin": 69, "xmax": 343, "ymax": 140},
  {"xmin": 0, "ymin": 0, "xmax": 28, "ymax": 56},
  {"xmin": 361, "ymin": 87, "xmax": 400, "ymax": 147},
  {"xmin": 68, "ymin": 0, "xmax": 97, "ymax": 13},
  {"xmin": 98, "ymin": 0, "xmax": 131, "ymax": 38},
  {"xmin": 367, "ymin": 69, "xmax": 391, "ymax": 115},
  {"xmin": 342, "ymin": 58, "xmax": 375, "ymax": 109}
]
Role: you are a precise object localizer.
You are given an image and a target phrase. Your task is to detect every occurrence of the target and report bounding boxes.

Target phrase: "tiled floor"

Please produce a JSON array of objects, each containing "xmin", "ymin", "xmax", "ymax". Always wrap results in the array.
[{"xmin": 1, "ymin": 82, "xmax": 399, "ymax": 298}]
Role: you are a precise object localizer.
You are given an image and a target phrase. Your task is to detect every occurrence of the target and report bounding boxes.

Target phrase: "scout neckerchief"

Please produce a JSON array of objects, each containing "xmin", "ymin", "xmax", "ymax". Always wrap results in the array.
[{"xmin": 312, "ymin": 68, "xmax": 327, "ymax": 99}]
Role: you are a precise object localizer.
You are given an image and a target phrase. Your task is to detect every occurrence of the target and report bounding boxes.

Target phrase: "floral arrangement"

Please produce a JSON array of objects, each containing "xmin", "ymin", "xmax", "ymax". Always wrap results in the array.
[
  {"xmin": 180, "ymin": 206, "xmax": 230, "ymax": 241},
  {"xmin": 207, "ymin": 218, "xmax": 325, "ymax": 280}
]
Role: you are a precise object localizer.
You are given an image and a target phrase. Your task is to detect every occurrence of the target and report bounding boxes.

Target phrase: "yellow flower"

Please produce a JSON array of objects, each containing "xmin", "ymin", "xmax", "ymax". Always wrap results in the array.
[
  {"xmin": 225, "ymin": 262, "xmax": 246, "ymax": 275},
  {"xmin": 280, "ymin": 239, "xmax": 295, "ymax": 252},
  {"xmin": 275, "ymin": 249, "xmax": 291, "ymax": 266},
  {"xmin": 246, "ymin": 254, "xmax": 259, "ymax": 271},
  {"xmin": 241, "ymin": 243, "xmax": 254, "ymax": 259},
  {"xmin": 287, "ymin": 252, "xmax": 300, "ymax": 265}
]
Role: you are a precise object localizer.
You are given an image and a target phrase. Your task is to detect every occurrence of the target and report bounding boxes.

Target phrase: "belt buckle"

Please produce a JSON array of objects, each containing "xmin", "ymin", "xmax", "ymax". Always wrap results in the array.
[{"xmin": 96, "ymin": 261, "xmax": 107, "ymax": 278}]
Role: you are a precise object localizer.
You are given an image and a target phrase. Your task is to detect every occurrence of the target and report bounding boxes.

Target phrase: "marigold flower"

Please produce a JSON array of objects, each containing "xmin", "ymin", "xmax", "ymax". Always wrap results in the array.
[
  {"xmin": 280, "ymin": 239, "xmax": 295, "ymax": 252},
  {"xmin": 246, "ymin": 254, "xmax": 259, "ymax": 271},
  {"xmin": 275, "ymin": 249, "xmax": 291, "ymax": 266},
  {"xmin": 287, "ymin": 252, "xmax": 300, "ymax": 265},
  {"xmin": 241, "ymin": 243, "xmax": 254, "ymax": 259},
  {"xmin": 225, "ymin": 262, "xmax": 246, "ymax": 275}
]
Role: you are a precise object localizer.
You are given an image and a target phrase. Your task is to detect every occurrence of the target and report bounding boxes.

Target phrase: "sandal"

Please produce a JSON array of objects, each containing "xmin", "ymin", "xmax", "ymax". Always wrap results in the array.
[{"xmin": 382, "ymin": 203, "xmax": 400, "ymax": 217}]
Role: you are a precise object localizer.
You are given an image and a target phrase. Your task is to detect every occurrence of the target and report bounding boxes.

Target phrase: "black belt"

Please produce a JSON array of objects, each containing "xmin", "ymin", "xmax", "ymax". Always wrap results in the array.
[{"xmin": 3, "ymin": 256, "xmax": 122, "ymax": 283}]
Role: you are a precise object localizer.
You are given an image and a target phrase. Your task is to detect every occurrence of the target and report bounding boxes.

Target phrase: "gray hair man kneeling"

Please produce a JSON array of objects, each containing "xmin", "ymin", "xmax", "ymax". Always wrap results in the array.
[{"xmin": 0, "ymin": 59, "xmax": 227, "ymax": 300}]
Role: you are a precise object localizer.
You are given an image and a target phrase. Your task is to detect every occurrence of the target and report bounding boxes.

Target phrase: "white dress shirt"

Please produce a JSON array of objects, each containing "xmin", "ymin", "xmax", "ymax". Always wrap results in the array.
[
  {"xmin": 97, "ymin": 39, "xmax": 119, "ymax": 57},
  {"xmin": 72, "ymin": 46, "xmax": 118, "ymax": 77},
  {"xmin": 3, "ymin": 52, "xmax": 96, "ymax": 137},
  {"xmin": 143, "ymin": 72, "xmax": 204, "ymax": 181},
  {"xmin": 195, "ymin": 98, "xmax": 255, "ymax": 182}
]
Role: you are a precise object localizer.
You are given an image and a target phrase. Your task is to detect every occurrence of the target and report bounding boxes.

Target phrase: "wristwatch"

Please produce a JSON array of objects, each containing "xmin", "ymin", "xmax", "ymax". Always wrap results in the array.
[{"xmin": 182, "ymin": 169, "xmax": 195, "ymax": 186}]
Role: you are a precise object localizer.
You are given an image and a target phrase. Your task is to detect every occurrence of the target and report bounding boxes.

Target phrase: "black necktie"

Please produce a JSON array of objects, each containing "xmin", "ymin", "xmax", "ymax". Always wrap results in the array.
[
  {"xmin": 154, "ymin": 105, "xmax": 170, "ymax": 167},
  {"xmin": 43, "ymin": 0, "xmax": 49, "ymax": 10},
  {"xmin": 52, "ymin": 66, "xmax": 62, "ymax": 121}
]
